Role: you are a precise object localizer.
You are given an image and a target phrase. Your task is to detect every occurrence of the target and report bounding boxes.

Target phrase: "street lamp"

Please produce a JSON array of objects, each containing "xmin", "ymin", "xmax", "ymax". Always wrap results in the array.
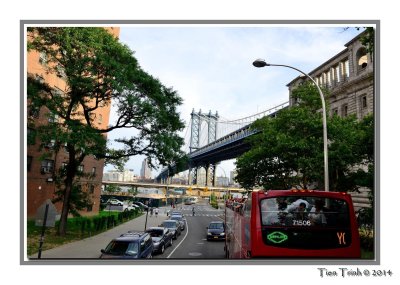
[{"xmin": 252, "ymin": 59, "xmax": 329, "ymax": 192}]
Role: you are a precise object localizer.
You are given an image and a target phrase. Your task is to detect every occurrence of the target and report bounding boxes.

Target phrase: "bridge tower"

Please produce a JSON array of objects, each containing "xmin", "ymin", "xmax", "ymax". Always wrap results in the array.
[{"xmin": 188, "ymin": 109, "xmax": 219, "ymax": 186}]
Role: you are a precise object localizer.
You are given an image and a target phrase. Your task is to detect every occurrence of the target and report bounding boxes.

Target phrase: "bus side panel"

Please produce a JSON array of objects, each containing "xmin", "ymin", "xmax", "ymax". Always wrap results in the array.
[{"xmin": 225, "ymin": 206, "xmax": 250, "ymax": 258}]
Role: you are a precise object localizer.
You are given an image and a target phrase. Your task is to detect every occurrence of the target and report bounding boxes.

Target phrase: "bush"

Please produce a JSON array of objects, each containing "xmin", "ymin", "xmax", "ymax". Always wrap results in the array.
[
  {"xmin": 357, "ymin": 207, "xmax": 374, "ymax": 253},
  {"xmin": 359, "ymin": 226, "xmax": 374, "ymax": 252},
  {"xmin": 210, "ymin": 201, "xmax": 219, "ymax": 209}
]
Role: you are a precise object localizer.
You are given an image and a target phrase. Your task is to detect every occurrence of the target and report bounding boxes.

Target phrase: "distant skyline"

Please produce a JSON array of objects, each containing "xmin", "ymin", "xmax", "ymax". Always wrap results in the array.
[{"xmin": 105, "ymin": 24, "xmax": 364, "ymax": 177}]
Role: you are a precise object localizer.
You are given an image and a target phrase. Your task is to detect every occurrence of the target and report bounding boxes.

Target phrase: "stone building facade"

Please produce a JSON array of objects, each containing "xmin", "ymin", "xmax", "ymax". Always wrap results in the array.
[
  {"xmin": 287, "ymin": 31, "xmax": 374, "ymax": 120},
  {"xmin": 286, "ymin": 30, "xmax": 374, "ymax": 209}
]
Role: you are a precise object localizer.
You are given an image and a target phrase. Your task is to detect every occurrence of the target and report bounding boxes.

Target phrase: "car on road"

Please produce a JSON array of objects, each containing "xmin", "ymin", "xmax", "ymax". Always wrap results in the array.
[
  {"xmin": 100, "ymin": 231, "xmax": 153, "ymax": 259},
  {"xmin": 107, "ymin": 198, "xmax": 123, "ymax": 206},
  {"xmin": 169, "ymin": 215, "xmax": 186, "ymax": 231},
  {"xmin": 160, "ymin": 220, "xmax": 181, "ymax": 239},
  {"xmin": 170, "ymin": 211, "xmax": 184, "ymax": 217},
  {"xmin": 145, "ymin": 227, "xmax": 174, "ymax": 254},
  {"xmin": 206, "ymin": 221, "xmax": 226, "ymax": 241}
]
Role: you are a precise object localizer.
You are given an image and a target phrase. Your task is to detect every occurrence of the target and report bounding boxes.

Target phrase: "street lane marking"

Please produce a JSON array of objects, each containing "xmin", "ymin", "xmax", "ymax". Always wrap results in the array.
[{"xmin": 166, "ymin": 220, "xmax": 189, "ymax": 259}]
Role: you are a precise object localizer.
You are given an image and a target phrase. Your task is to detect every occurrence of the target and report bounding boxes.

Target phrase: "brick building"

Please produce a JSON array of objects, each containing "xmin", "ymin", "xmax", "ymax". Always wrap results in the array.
[
  {"xmin": 26, "ymin": 27, "xmax": 120, "ymax": 217},
  {"xmin": 287, "ymin": 30, "xmax": 374, "ymax": 120}
]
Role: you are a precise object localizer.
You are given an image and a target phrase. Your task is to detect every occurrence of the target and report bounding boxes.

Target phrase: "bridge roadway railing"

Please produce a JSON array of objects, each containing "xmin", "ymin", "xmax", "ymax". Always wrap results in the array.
[{"xmin": 189, "ymin": 124, "xmax": 257, "ymax": 159}]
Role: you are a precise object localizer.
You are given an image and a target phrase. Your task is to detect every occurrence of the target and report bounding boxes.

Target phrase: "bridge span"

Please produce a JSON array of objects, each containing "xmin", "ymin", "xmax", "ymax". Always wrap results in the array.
[
  {"xmin": 157, "ymin": 102, "xmax": 289, "ymax": 184},
  {"xmin": 102, "ymin": 181, "xmax": 246, "ymax": 193}
]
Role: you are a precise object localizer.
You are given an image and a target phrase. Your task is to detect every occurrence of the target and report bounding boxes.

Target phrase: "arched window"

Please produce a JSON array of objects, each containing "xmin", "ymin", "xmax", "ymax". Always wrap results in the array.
[{"xmin": 356, "ymin": 47, "xmax": 368, "ymax": 71}]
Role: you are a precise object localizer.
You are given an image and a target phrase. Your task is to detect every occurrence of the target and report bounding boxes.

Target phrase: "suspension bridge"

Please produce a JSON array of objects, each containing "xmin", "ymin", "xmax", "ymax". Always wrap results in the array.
[{"xmin": 156, "ymin": 101, "xmax": 289, "ymax": 185}]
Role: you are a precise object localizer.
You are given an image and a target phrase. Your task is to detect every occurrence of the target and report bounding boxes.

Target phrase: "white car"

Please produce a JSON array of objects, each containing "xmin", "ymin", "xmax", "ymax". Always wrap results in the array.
[
  {"xmin": 124, "ymin": 203, "xmax": 140, "ymax": 211},
  {"xmin": 107, "ymin": 198, "xmax": 123, "ymax": 206}
]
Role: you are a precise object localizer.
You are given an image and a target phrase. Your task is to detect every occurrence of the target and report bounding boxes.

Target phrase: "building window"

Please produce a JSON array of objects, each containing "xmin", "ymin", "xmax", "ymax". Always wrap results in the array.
[
  {"xmin": 87, "ymin": 204, "xmax": 93, "ymax": 212},
  {"xmin": 362, "ymin": 95, "xmax": 367, "ymax": 109},
  {"xmin": 48, "ymin": 112, "xmax": 59, "ymax": 123},
  {"xmin": 53, "ymin": 87, "xmax": 64, "ymax": 98},
  {"xmin": 332, "ymin": 108, "xmax": 339, "ymax": 116},
  {"xmin": 342, "ymin": 104, "xmax": 348, "ymax": 117},
  {"xmin": 326, "ymin": 70, "xmax": 332, "ymax": 87},
  {"xmin": 39, "ymin": 51, "xmax": 47, "ymax": 65},
  {"xmin": 91, "ymin": 167, "xmax": 96, "ymax": 175},
  {"xmin": 56, "ymin": 64, "xmax": 66, "ymax": 79},
  {"xmin": 356, "ymin": 47, "xmax": 368, "ymax": 72},
  {"xmin": 44, "ymin": 139, "xmax": 55, "ymax": 149},
  {"xmin": 61, "ymin": 162, "xmax": 68, "ymax": 169},
  {"xmin": 35, "ymin": 74, "xmax": 45, "ymax": 84},
  {"xmin": 335, "ymin": 65, "xmax": 341, "ymax": 83},
  {"xmin": 27, "ymin": 127, "xmax": 36, "ymax": 145},
  {"xmin": 78, "ymin": 165, "xmax": 84, "ymax": 173},
  {"xmin": 41, "ymin": 159, "xmax": 54, "ymax": 174},
  {"xmin": 341, "ymin": 60, "xmax": 350, "ymax": 79},
  {"xmin": 28, "ymin": 106, "xmax": 40, "ymax": 118},
  {"xmin": 89, "ymin": 184, "xmax": 95, "ymax": 194},
  {"xmin": 27, "ymin": 156, "xmax": 33, "ymax": 171},
  {"xmin": 98, "ymin": 114, "xmax": 103, "ymax": 125},
  {"xmin": 330, "ymin": 68, "xmax": 335, "ymax": 84}
]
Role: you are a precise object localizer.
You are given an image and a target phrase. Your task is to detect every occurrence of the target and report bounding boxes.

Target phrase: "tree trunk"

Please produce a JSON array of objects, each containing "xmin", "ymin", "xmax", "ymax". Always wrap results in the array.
[{"xmin": 57, "ymin": 173, "xmax": 74, "ymax": 236}]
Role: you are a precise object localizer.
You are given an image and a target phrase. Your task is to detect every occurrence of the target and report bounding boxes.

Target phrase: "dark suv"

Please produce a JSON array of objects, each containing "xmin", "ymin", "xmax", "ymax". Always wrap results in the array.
[{"xmin": 100, "ymin": 231, "xmax": 154, "ymax": 259}]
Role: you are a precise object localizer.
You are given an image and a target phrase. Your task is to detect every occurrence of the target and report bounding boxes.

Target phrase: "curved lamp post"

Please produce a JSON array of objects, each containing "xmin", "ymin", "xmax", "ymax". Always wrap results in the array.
[{"xmin": 252, "ymin": 59, "xmax": 329, "ymax": 192}]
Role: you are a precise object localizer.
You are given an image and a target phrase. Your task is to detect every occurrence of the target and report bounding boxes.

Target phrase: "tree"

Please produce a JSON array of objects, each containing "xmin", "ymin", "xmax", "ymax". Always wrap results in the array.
[
  {"xmin": 235, "ymin": 82, "xmax": 373, "ymax": 192},
  {"xmin": 27, "ymin": 28, "xmax": 185, "ymax": 235}
]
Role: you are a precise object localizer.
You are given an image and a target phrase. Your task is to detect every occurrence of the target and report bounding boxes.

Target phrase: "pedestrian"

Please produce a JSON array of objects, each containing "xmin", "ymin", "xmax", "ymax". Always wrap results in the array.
[
  {"xmin": 149, "ymin": 207, "xmax": 153, "ymax": 217},
  {"xmin": 154, "ymin": 207, "xmax": 159, "ymax": 218}
]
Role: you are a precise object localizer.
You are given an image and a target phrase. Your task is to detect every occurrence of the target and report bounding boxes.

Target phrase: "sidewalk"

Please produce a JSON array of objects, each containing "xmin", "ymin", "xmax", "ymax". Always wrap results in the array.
[{"xmin": 30, "ymin": 207, "xmax": 170, "ymax": 259}]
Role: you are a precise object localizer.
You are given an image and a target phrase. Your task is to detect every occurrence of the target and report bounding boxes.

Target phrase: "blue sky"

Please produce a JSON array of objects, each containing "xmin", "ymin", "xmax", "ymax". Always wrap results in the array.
[{"xmin": 106, "ymin": 25, "xmax": 363, "ymax": 177}]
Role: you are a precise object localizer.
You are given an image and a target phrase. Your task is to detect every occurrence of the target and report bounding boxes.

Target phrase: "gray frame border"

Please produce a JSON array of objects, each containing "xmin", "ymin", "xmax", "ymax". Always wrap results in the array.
[{"xmin": 21, "ymin": 19, "xmax": 380, "ymax": 266}]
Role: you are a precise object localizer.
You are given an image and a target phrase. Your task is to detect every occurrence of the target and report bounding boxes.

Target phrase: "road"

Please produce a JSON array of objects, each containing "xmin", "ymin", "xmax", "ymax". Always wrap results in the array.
[
  {"xmin": 30, "ymin": 200, "xmax": 225, "ymax": 260},
  {"xmin": 155, "ymin": 203, "xmax": 226, "ymax": 259}
]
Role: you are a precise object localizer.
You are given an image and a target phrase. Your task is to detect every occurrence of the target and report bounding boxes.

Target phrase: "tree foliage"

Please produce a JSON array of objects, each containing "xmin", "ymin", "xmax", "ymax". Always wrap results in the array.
[
  {"xmin": 235, "ymin": 82, "xmax": 374, "ymax": 192},
  {"xmin": 27, "ymin": 27, "xmax": 185, "ymax": 235}
]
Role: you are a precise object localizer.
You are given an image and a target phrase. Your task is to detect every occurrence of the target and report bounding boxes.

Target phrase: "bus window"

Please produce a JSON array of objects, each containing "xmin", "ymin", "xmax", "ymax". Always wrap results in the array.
[{"xmin": 260, "ymin": 196, "xmax": 351, "ymax": 250}]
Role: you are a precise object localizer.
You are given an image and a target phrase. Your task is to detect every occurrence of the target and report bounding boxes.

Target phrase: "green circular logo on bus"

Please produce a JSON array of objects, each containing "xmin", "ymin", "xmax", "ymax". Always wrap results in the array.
[{"xmin": 267, "ymin": 231, "xmax": 288, "ymax": 244}]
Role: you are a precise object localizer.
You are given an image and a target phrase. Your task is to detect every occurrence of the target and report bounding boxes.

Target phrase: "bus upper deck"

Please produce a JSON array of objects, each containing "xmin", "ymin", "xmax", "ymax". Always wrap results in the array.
[{"xmin": 225, "ymin": 189, "xmax": 361, "ymax": 258}]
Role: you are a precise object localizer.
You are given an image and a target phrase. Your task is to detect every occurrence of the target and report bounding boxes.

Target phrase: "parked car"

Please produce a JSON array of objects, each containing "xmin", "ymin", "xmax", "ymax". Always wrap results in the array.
[
  {"xmin": 124, "ymin": 203, "xmax": 139, "ymax": 211},
  {"xmin": 107, "ymin": 198, "xmax": 123, "ymax": 206},
  {"xmin": 160, "ymin": 220, "xmax": 181, "ymax": 239},
  {"xmin": 145, "ymin": 227, "xmax": 173, "ymax": 254},
  {"xmin": 133, "ymin": 201, "xmax": 148, "ymax": 210},
  {"xmin": 206, "ymin": 221, "xmax": 226, "ymax": 241},
  {"xmin": 100, "ymin": 232, "xmax": 153, "ymax": 259},
  {"xmin": 169, "ymin": 215, "xmax": 186, "ymax": 231}
]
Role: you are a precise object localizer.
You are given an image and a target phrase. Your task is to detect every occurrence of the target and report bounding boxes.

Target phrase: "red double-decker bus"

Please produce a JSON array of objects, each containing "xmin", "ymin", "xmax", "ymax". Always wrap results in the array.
[{"xmin": 224, "ymin": 189, "xmax": 360, "ymax": 258}]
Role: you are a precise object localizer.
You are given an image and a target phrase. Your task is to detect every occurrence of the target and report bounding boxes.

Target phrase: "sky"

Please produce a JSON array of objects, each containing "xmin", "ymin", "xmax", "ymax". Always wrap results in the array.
[{"xmin": 106, "ymin": 25, "xmax": 362, "ymax": 178}]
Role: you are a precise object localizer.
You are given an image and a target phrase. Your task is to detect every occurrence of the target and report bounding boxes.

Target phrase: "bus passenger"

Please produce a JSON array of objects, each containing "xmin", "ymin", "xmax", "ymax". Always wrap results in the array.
[
  {"xmin": 309, "ymin": 199, "xmax": 327, "ymax": 225},
  {"xmin": 294, "ymin": 202, "xmax": 308, "ymax": 220}
]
